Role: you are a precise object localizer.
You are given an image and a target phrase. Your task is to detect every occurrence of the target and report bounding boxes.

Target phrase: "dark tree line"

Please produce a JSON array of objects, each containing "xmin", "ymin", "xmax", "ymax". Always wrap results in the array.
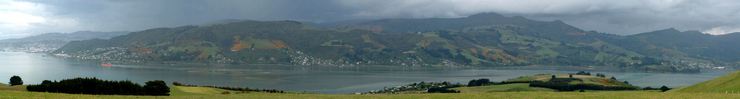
[
  {"xmin": 467, "ymin": 78, "xmax": 492, "ymax": 87},
  {"xmin": 26, "ymin": 77, "xmax": 169, "ymax": 96},
  {"xmin": 575, "ymin": 71, "xmax": 591, "ymax": 75},
  {"xmin": 595, "ymin": 73, "xmax": 607, "ymax": 78},
  {"xmin": 172, "ymin": 82, "xmax": 285, "ymax": 93},
  {"xmin": 642, "ymin": 85, "xmax": 671, "ymax": 92},
  {"xmin": 660, "ymin": 85, "xmax": 671, "ymax": 92},
  {"xmin": 427, "ymin": 87, "xmax": 460, "ymax": 93}
]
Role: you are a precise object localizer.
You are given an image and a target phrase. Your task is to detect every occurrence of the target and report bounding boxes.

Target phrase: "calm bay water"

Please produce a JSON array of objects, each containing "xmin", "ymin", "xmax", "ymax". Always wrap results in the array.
[{"xmin": 0, "ymin": 52, "xmax": 731, "ymax": 93}]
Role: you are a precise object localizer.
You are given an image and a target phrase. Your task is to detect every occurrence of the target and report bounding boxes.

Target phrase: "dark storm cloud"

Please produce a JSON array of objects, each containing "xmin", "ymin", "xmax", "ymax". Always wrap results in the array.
[
  {"xmin": 3, "ymin": 0, "xmax": 740, "ymax": 39},
  {"xmin": 22, "ymin": 0, "xmax": 353, "ymax": 33},
  {"xmin": 335, "ymin": 0, "xmax": 740, "ymax": 35}
]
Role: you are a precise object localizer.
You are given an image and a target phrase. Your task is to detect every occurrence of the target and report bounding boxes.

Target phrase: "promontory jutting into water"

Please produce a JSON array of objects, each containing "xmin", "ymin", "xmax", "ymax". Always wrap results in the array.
[{"xmin": 0, "ymin": 52, "xmax": 729, "ymax": 93}]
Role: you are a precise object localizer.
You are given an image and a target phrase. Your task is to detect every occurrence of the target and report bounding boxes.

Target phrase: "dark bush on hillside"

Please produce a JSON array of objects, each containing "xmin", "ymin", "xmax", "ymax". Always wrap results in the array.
[
  {"xmin": 660, "ymin": 85, "xmax": 671, "ymax": 92},
  {"xmin": 143, "ymin": 80, "xmax": 169, "ymax": 96},
  {"xmin": 172, "ymin": 82, "xmax": 184, "ymax": 86},
  {"xmin": 467, "ymin": 78, "xmax": 491, "ymax": 86},
  {"xmin": 427, "ymin": 87, "xmax": 459, "ymax": 93},
  {"xmin": 595, "ymin": 73, "xmax": 606, "ymax": 78},
  {"xmin": 576, "ymin": 71, "xmax": 591, "ymax": 75},
  {"xmin": 172, "ymin": 82, "xmax": 285, "ymax": 93},
  {"xmin": 497, "ymin": 80, "xmax": 535, "ymax": 85},
  {"xmin": 9, "ymin": 75, "xmax": 22, "ymax": 86},
  {"xmin": 26, "ymin": 77, "xmax": 169, "ymax": 96},
  {"xmin": 642, "ymin": 86, "xmax": 667, "ymax": 90},
  {"xmin": 529, "ymin": 78, "xmax": 638, "ymax": 91}
]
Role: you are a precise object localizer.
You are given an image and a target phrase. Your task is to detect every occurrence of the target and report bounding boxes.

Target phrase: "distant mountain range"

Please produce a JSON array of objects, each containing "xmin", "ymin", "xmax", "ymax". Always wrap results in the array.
[
  {"xmin": 53, "ymin": 13, "xmax": 739, "ymax": 72},
  {"xmin": 0, "ymin": 31, "xmax": 128, "ymax": 52}
]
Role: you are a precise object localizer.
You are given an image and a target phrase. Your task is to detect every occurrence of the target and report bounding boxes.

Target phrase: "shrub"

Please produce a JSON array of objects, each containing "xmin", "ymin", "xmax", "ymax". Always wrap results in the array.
[
  {"xmin": 642, "ymin": 87, "xmax": 657, "ymax": 90},
  {"xmin": 143, "ymin": 80, "xmax": 170, "ymax": 96},
  {"xmin": 576, "ymin": 71, "xmax": 591, "ymax": 75},
  {"xmin": 171, "ymin": 82, "xmax": 285, "ymax": 93},
  {"xmin": 172, "ymin": 82, "xmax": 184, "ymax": 86},
  {"xmin": 596, "ymin": 73, "xmax": 606, "ymax": 78},
  {"xmin": 427, "ymin": 87, "xmax": 459, "ymax": 93},
  {"xmin": 9, "ymin": 75, "xmax": 22, "ymax": 86},
  {"xmin": 467, "ymin": 78, "xmax": 491, "ymax": 86},
  {"xmin": 660, "ymin": 85, "xmax": 671, "ymax": 92}
]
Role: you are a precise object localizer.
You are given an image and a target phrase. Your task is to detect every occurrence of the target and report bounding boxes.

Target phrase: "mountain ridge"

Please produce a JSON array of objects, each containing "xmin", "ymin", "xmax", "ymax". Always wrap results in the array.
[
  {"xmin": 53, "ymin": 13, "xmax": 738, "ymax": 72},
  {"xmin": 0, "ymin": 31, "xmax": 128, "ymax": 52}
]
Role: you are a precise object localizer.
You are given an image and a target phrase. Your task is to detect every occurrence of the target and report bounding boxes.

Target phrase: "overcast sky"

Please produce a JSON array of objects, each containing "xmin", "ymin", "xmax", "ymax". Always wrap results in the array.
[{"xmin": 1, "ymin": 0, "xmax": 739, "ymax": 39}]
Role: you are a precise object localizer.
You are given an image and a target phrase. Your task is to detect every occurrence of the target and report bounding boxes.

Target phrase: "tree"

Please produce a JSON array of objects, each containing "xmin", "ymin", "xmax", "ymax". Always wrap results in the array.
[
  {"xmin": 642, "ymin": 86, "xmax": 655, "ymax": 90},
  {"xmin": 427, "ymin": 87, "xmax": 459, "ymax": 93},
  {"xmin": 41, "ymin": 80, "xmax": 52, "ymax": 84},
  {"xmin": 610, "ymin": 77, "xmax": 617, "ymax": 80},
  {"xmin": 143, "ymin": 80, "xmax": 170, "ymax": 96},
  {"xmin": 551, "ymin": 75, "xmax": 556, "ymax": 79},
  {"xmin": 467, "ymin": 79, "xmax": 491, "ymax": 86},
  {"xmin": 569, "ymin": 74, "xmax": 573, "ymax": 78},
  {"xmin": 9, "ymin": 75, "xmax": 22, "ymax": 86},
  {"xmin": 659, "ymin": 85, "xmax": 671, "ymax": 92},
  {"xmin": 596, "ymin": 73, "xmax": 606, "ymax": 78}
]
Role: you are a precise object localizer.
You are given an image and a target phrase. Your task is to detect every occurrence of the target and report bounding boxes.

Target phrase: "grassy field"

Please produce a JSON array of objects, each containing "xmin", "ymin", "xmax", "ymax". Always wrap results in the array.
[
  {"xmin": 676, "ymin": 71, "xmax": 740, "ymax": 93},
  {"xmin": 3, "ymin": 89, "xmax": 740, "ymax": 99},
  {"xmin": 453, "ymin": 83, "xmax": 555, "ymax": 93},
  {"xmin": 3, "ymin": 71, "xmax": 740, "ymax": 99},
  {"xmin": 1, "ymin": 84, "xmax": 740, "ymax": 99},
  {"xmin": 1, "ymin": 84, "xmax": 740, "ymax": 98},
  {"xmin": 0, "ymin": 83, "xmax": 26, "ymax": 91},
  {"xmin": 505, "ymin": 73, "xmax": 631, "ymax": 86}
]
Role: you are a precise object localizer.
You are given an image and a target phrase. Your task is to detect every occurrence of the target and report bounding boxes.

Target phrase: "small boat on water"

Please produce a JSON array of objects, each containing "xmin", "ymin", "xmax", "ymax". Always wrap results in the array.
[{"xmin": 101, "ymin": 63, "xmax": 113, "ymax": 67}]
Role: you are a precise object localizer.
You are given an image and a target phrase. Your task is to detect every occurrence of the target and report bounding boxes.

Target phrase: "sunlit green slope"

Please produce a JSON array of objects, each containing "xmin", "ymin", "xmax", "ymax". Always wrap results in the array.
[{"xmin": 677, "ymin": 71, "xmax": 740, "ymax": 93}]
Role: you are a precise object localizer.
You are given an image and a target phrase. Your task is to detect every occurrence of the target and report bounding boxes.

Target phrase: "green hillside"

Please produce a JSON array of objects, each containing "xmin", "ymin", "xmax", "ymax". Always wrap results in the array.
[
  {"xmin": 677, "ymin": 71, "xmax": 740, "ymax": 93},
  {"xmin": 505, "ymin": 73, "xmax": 633, "ymax": 86},
  {"xmin": 453, "ymin": 83, "xmax": 555, "ymax": 93},
  {"xmin": 52, "ymin": 13, "xmax": 739, "ymax": 72},
  {"xmin": 0, "ymin": 31, "xmax": 128, "ymax": 52}
]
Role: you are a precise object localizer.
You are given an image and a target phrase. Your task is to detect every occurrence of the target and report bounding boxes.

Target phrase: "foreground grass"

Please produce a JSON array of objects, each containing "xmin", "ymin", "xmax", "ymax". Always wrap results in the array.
[
  {"xmin": 3, "ymin": 84, "xmax": 740, "ymax": 99},
  {"xmin": 1, "ymin": 86, "xmax": 740, "ymax": 99},
  {"xmin": 508, "ymin": 74, "xmax": 628, "ymax": 86},
  {"xmin": 170, "ymin": 86, "xmax": 235, "ymax": 95},
  {"xmin": 453, "ymin": 83, "xmax": 555, "ymax": 93},
  {"xmin": 0, "ymin": 83, "xmax": 25, "ymax": 91},
  {"xmin": 677, "ymin": 71, "xmax": 740, "ymax": 93},
  {"xmin": 3, "ymin": 90, "xmax": 740, "ymax": 99},
  {"xmin": 4, "ymin": 71, "xmax": 740, "ymax": 99}
]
